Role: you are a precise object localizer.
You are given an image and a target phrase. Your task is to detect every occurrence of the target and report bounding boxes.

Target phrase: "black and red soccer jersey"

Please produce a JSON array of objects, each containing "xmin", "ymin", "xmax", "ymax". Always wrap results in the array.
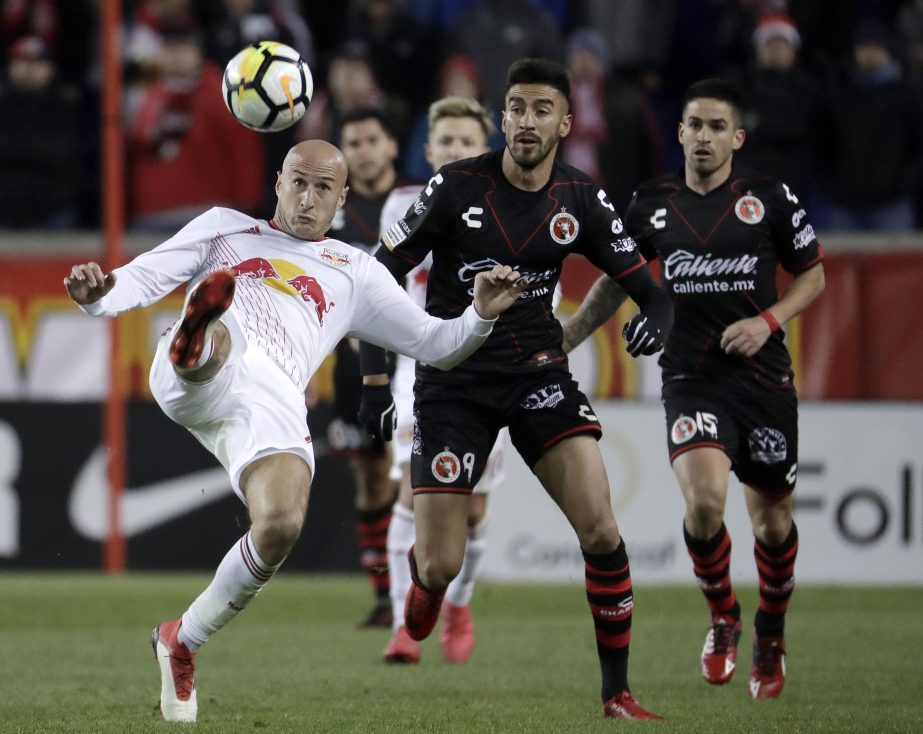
[
  {"xmin": 625, "ymin": 163, "xmax": 824, "ymax": 393},
  {"xmin": 375, "ymin": 149, "xmax": 648, "ymax": 381}
]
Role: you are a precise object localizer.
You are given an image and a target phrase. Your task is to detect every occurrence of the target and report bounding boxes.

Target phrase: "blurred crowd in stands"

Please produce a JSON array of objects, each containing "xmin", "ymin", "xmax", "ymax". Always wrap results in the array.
[{"xmin": 0, "ymin": 0, "xmax": 921, "ymax": 232}]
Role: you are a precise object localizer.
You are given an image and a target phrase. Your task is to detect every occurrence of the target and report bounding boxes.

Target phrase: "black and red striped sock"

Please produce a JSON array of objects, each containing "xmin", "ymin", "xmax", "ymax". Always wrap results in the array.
[
  {"xmin": 584, "ymin": 540, "xmax": 633, "ymax": 700},
  {"xmin": 754, "ymin": 523, "xmax": 798, "ymax": 639},
  {"xmin": 358, "ymin": 505, "xmax": 392, "ymax": 602},
  {"xmin": 684, "ymin": 522, "xmax": 740, "ymax": 620}
]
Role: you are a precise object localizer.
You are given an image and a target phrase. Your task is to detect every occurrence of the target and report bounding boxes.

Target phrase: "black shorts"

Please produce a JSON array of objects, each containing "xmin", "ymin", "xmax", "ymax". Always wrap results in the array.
[
  {"xmin": 410, "ymin": 369, "xmax": 602, "ymax": 494},
  {"xmin": 662, "ymin": 380, "xmax": 799, "ymax": 495}
]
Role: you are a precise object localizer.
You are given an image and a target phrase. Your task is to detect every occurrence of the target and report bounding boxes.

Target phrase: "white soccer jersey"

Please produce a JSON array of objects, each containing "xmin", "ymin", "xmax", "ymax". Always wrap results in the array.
[{"xmin": 81, "ymin": 207, "xmax": 496, "ymax": 392}]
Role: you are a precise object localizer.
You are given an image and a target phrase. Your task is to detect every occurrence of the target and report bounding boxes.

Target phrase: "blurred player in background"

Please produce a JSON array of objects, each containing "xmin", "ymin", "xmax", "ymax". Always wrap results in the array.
[
  {"xmin": 567, "ymin": 78, "xmax": 825, "ymax": 699},
  {"xmin": 63, "ymin": 139, "xmax": 525, "ymax": 722},
  {"xmin": 360, "ymin": 58, "xmax": 673, "ymax": 720},
  {"xmin": 375, "ymin": 96, "xmax": 497, "ymax": 664},
  {"xmin": 327, "ymin": 107, "xmax": 418, "ymax": 628}
]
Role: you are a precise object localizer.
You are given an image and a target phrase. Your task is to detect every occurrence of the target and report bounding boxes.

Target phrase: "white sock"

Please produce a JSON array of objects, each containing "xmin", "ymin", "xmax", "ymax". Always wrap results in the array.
[
  {"xmin": 178, "ymin": 531, "xmax": 282, "ymax": 651},
  {"xmin": 387, "ymin": 502, "xmax": 416, "ymax": 632},
  {"xmin": 445, "ymin": 516, "xmax": 488, "ymax": 608}
]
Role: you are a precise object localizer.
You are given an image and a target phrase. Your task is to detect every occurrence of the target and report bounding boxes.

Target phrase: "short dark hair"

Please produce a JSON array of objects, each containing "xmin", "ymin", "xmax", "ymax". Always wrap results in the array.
[
  {"xmin": 505, "ymin": 58, "xmax": 571, "ymax": 105},
  {"xmin": 682, "ymin": 78, "xmax": 744, "ymax": 128},
  {"xmin": 339, "ymin": 107, "xmax": 395, "ymax": 140}
]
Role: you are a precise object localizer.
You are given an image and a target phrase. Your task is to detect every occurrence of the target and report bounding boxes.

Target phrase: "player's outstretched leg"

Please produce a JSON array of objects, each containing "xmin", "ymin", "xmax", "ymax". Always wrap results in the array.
[
  {"xmin": 151, "ymin": 619, "xmax": 197, "ymax": 723},
  {"xmin": 169, "ymin": 269, "xmax": 235, "ymax": 369},
  {"xmin": 684, "ymin": 523, "xmax": 743, "ymax": 684},
  {"xmin": 403, "ymin": 546, "xmax": 446, "ymax": 641}
]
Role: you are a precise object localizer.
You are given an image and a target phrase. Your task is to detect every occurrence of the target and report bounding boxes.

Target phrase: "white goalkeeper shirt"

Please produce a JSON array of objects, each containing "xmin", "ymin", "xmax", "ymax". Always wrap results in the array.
[{"xmin": 81, "ymin": 206, "xmax": 495, "ymax": 391}]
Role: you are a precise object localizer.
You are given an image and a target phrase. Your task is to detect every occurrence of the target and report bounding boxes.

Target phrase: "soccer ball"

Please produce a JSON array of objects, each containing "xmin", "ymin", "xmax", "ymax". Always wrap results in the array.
[{"xmin": 222, "ymin": 41, "xmax": 313, "ymax": 132}]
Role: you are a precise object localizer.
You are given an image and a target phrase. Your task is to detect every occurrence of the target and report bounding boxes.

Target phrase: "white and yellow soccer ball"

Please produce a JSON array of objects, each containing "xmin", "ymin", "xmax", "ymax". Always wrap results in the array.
[{"xmin": 222, "ymin": 41, "xmax": 313, "ymax": 132}]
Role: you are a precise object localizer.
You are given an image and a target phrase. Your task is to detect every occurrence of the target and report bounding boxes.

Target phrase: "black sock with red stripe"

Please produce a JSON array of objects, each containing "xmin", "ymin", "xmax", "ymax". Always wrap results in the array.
[
  {"xmin": 684, "ymin": 522, "xmax": 741, "ymax": 620},
  {"xmin": 358, "ymin": 505, "xmax": 392, "ymax": 603},
  {"xmin": 754, "ymin": 523, "xmax": 798, "ymax": 639},
  {"xmin": 584, "ymin": 540, "xmax": 633, "ymax": 700}
]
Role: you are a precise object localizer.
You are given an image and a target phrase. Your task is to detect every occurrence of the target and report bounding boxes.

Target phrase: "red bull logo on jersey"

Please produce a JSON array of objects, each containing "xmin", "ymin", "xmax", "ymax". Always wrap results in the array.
[
  {"xmin": 735, "ymin": 194, "xmax": 765, "ymax": 224},
  {"xmin": 549, "ymin": 208, "xmax": 579, "ymax": 245},
  {"xmin": 227, "ymin": 257, "xmax": 336, "ymax": 325},
  {"xmin": 286, "ymin": 274, "xmax": 335, "ymax": 325},
  {"xmin": 230, "ymin": 257, "xmax": 279, "ymax": 279}
]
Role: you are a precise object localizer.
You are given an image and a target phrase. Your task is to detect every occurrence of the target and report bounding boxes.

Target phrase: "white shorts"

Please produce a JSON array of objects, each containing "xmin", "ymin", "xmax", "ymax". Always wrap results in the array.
[
  {"xmin": 390, "ymin": 353, "xmax": 507, "ymax": 494},
  {"xmin": 149, "ymin": 313, "xmax": 315, "ymax": 503}
]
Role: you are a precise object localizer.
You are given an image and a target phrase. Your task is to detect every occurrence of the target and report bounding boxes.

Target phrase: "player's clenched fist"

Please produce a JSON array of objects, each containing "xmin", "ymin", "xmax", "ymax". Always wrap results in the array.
[
  {"xmin": 64, "ymin": 262, "xmax": 117, "ymax": 305},
  {"xmin": 472, "ymin": 265, "xmax": 527, "ymax": 320}
]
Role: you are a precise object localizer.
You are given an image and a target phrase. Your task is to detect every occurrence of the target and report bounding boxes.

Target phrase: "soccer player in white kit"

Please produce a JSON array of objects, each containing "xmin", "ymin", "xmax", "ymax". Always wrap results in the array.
[
  {"xmin": 63, "ymin": 140, "xmax": 525, "ymax": 723},
  {"xmin": 375, "ymin": 97, "xmax": 500, "ymax": 664}
]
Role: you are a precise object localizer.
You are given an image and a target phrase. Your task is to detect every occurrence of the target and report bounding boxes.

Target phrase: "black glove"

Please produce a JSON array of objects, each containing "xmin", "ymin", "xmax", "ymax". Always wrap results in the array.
[
  {"xmin": 357, "ymin": 383, "xmax": 397, "ymax": 441},
  {"xmin": 622, "ymin": 313, "xmax": 664, "ymax": 357}
]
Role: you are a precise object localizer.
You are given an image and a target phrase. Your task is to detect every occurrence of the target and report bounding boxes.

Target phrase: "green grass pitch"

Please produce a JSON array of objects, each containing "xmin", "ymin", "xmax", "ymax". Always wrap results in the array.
[{"xmin": 0, "ymin": 573, "xmax": 920, "ymax": 733}]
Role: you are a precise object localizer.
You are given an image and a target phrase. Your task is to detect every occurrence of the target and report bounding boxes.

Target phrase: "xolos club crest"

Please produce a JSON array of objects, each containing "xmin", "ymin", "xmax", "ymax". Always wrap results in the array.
[
  {"xmin": 432, "ymin": 449, "xmax": 461, "ymax": 483},
  {"xmin": 735, "ymin": 193, "xmax": 765, "ymax": 224},
  {"xmin": 550, "ymin": 208, "xmax": 579, "ymax": 245}
]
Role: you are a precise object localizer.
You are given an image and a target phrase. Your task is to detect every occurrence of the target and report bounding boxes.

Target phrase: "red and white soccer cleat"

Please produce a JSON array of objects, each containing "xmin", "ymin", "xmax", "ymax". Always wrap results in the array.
[
  {"xmin": 749, "ymin": 637, "xmax": 786, "ymax": 699},
  {"xmin": 169, "ymin": 269, "xmax": 236, "ymax": 369},
  {"xmin": 603, "ymin": 691, "xmax": 665, "ymax": 721},
  {"xmin": 382, "ymin": 625, "xmax": 421, "ymax": 664},
  {"xmin": 701, "ymin": 614, "xmax": 743, "ymax": 684},
  {"xmin": 151, "ymin": 619, "xmax": 197, "ymax": 722},
  {"xmin": 440, "ymin": 603, "xmax": 474, "ymax": 663}
]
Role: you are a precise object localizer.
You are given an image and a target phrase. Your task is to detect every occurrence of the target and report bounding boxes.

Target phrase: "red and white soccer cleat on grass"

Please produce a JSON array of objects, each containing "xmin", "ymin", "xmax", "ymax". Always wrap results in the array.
[
  {"xmin": 151, "ymin": 619, "xmax": 197, "ymax": 722},
  {"xmin": 701, "ymin": 614, "xmax": 743, "ymax": 685},
  {"xmin": 169, "ymin": 269, "xmax": 236, "ymax": 369},
  {"xmin": 603, "ymin": 691, "xmax": 665, "ymax": 721},
  {"xmin": 749, "ymin": 637, "xmax": 786, "ymax": 699},
  {"xmin": 440, "ymin": 603, "xmax": 474, "ymax": 663},
  {"xmin": 382, "ymin": 625, "xmax": 421, "ymax": 664}
]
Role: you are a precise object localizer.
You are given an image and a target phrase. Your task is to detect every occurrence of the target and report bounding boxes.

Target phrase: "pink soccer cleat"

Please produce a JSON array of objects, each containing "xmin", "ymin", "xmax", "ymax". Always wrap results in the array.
[
  {"xmin": 382, "ymin": 625, "xmax": 421, "ymax": 664},
  {"xmin": 151, "ymin": 619, "xmax": 197, "ymax": 722},
  {"xmin": 440, "ymin": 603, "xmax": 474, "ymax": 663}
]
